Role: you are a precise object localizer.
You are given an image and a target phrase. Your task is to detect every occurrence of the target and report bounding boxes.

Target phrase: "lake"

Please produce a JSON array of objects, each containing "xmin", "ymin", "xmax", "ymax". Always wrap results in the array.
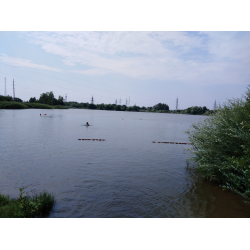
[{"xmin": 0, "ymin": 109, "xmax": 249, "ymax": 217}]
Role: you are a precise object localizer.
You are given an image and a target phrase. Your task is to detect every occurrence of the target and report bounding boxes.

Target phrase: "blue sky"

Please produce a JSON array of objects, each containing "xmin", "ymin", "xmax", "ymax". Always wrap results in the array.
[{"xmin": 0, "ymin": 31, "xmax": 249, "ymax": 109}]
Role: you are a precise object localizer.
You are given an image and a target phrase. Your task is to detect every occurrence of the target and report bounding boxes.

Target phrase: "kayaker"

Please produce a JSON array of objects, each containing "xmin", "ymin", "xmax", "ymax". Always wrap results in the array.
[{"xmin": 86, "ymin": 122, "xmax": 89, "ymax": 126}]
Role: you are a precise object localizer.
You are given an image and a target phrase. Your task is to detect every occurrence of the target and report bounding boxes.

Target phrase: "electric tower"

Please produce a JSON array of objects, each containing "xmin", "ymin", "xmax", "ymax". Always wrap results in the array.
[
  {"xmin": 12, "ymin": 79, "xmax": 15, "ymax": 101},
  {"xmin": 176, "ymin": 97, "xmax": 178, "ymax": 110},
  {"xmin": 213, "ymin": 100, "xmax": 217, "ymax": 110},
  {"xmin": 91, "ymin": 96, "xmax": 94, "ymax": 104},
  {"xmin": 5, "ymin": 77, "xmax": 7, "ymax": 96}
]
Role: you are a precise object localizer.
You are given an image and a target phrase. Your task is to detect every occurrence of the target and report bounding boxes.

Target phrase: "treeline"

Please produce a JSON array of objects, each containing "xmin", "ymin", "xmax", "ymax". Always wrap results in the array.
[
  {"xmin": 0, "ymin": 91, "xmax": 67, "ymax": 109},
  {"xmin": 65, "ymin": 101, "xmax": 141, "ymax": 111},
  {"xmin": 173, "ymin": 106, "xmax": 216, "ymax": 115},
  {"xmin": 29, "ymin": 91, "xmax": 64, "ymax": 106},
  {"xmin": 0, "ymin": 95, "xmax": 23, "ymax": 103},
  {"xmin": 187, "ymin": 85, "xmax": 250, "ymax": 201},
  {"xmin": 1, "ymin": 93, "xmax": 215, "ymax": 115},
  {"xmin": 65, "ymin": 101, "xmax": 215, "ymax": 115}
]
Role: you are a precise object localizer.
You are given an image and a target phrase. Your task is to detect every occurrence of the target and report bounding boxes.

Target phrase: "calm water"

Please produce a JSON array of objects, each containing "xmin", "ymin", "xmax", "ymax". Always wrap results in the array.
[{"xmin": 0, "ymin": 109, "xmax": 249, "ymax": 218}]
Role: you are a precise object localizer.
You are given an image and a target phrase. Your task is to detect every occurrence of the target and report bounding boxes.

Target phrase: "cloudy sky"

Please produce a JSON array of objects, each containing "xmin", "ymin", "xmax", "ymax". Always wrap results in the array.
[{"xmin": 0, "ymin": 31, "xmax": 249, "ymax": 109}]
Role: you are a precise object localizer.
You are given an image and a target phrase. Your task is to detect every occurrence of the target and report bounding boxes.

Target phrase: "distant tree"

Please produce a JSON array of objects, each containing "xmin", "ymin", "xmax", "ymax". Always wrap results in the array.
[
  {"xmin": 132, "ymin": 105, "xmax": 139, "ymax": 112},
  {"xmin": 115, "ymin": 105, "xmax": 121, "ymax": 111},
  {"xmin": 88, "ymin": 103, "xmax": 96, "ymax": 109},
  {"xmin": 121, "ymin": 105, "xmax": 127, "ymax": 111},
  {"xmin": 104, "ymin": 104, "xmax": 114, "ymax": 110},
  {"xmin": 153, "ymin": 103, "xmax": 169, "ymax": 111},
  {"xmin": 97, "ymin": 103, "xmax": 105, "ymax": 110},
  {"xmin": 0, "ymin": 95, "xmax": 12, "ymax": 102},
  {"xmin": 186, "ymin": 106, "xmax": 208, "ymax": 115},
  {"xmin": 38, "ymin": 91, "xmax": 64, "ymax": 106},
  {"xmin": 14, "ymin": 97, "xmax": 23, "ymax": 103},
  {"xmin": 29, "ymin": 97, "xmax": 37, "ymax": 103}
]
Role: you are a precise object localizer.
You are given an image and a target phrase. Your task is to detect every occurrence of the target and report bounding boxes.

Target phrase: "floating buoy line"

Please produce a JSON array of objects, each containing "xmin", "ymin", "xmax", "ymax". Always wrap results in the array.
[
  {"xmin": 77, "ymin": 139, "xmax": 191, "ymax": 144},
  {"xmin": 152, "ymin": 141, "xmax": 192, "ymax": 145},
  {"xmin": 78, "ymin": 139, "xmax": 105, "ymax": 141}
]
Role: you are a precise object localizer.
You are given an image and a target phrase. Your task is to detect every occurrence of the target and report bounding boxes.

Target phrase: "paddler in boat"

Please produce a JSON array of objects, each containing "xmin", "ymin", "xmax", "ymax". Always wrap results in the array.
[{"xmin": 86, "ymin": 122, "xmax": 89, "ymax": 126}]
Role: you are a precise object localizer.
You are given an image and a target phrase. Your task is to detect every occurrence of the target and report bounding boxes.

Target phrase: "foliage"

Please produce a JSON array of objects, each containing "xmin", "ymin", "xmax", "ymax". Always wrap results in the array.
[
  {"xmin": 0, "ymin": 95, "xmax": 12, "ymax": 102},
  {"xmin": 64, "ymin": 102, "xmax": 88, "ymax": 109},
  {"xmin": 186, "ymin": 87, "xmax": 250, "ymax": 200},
  {"xmin": 0, "ymin": 188, "xmax": 55, "ymax": 218},
  {"xmin": 153, "ymin": 103, "xmax": 169, "ymax": 111},
  {"xmin": 185, "ymin": 106, "xmax": 208, "ymax": 115},
  {"xmin": 38, "ymin": 91, "xmax": 64, "ymax": 106},
  {"xmin": 29, "ymin": 97, "xmax": 37, "ymax": 103},
  {"xmin": 0, "ymin": 101, "xmax": 28, "ymax": 109},
  {"xmin": 25, "ymin": 103, "xmax": 53, "ymax": 109}
]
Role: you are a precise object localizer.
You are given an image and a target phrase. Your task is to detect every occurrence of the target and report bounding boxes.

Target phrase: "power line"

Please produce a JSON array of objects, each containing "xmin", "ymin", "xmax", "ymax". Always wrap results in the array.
[
  {"xmin": 0, "ymin": 62, "xmax": 157, "ymax": 103},
  {"xmin": 0, "ymin": 63, "xmax": 215, "ymax": 108}
]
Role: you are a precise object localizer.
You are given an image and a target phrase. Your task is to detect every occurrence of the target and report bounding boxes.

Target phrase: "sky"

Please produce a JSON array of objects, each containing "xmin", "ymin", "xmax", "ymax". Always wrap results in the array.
[{"xmin": 0, "ymin": 31, "xmax": 249, "ymax": 109}]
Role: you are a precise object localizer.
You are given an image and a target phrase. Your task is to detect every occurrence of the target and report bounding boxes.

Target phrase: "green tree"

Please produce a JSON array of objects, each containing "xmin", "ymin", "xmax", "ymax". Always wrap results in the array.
[
  {"xmin": 153, "ymin": 103, "xmax": 169, "ymax": 111},
  {"xmin": 29, "ymin": 97, "xmax": 37, "ymax": 103},
  {"xmin": 115, "ymin": 105, "xmax": 121, "ymax": 111},
  {"xmin": 88, "ymin": 103, "xmax": 96, "ymax": 109},
  {"xmin": 38, "ymin": 91, "xmax": 64, "ymax": 106}
]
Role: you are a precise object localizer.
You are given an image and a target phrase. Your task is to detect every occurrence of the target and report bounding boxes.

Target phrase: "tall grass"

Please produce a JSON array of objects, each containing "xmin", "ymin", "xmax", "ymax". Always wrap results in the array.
[
  {"xmin": 25, "ymin": 103, "xmax": 53, "ymax": 109},
  {"xmin": 0, "ymin": 101, "xmax": 69, "ymax": 109},
  {"xmin": 0, "ymin": 188, "xmax": 55, "ymax": 218},
  {"xmin": 186, "ymin": 87, "xmax": 250, "ymax": 200},
  {"xmin": 0, "ymin": 101, "xmax": 28, "ymax": 109}
]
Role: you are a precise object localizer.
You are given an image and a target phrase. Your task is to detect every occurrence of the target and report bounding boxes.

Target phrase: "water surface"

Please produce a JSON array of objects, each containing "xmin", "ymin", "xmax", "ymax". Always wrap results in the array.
[{"xmin": 0, "ymin": 109, "xmax": 249, "ymax": 217}]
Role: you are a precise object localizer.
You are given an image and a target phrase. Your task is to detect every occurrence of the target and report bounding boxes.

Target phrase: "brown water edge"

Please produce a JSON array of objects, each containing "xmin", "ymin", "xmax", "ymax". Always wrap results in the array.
[{"xmin": 180, "ymin": 170, "xmax": 250, "ymax": 218}]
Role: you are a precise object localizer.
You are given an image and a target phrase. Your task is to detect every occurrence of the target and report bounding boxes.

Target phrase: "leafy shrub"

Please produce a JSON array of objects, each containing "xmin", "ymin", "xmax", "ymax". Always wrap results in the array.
[
  {"xmin": 186, "ymin": 87, "xmax": 250, "ymax": 200},
  {"xmin": 0, "ymin": 188, "xmax": 55, "ymax": 218}
]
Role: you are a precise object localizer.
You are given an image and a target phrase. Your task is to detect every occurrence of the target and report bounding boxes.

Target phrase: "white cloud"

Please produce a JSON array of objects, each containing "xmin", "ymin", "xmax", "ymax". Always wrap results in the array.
[
  {"xmin": 26, "ymin": 31, "xmax": 250, "ymax": 85},
  {"xmin": 0, "ymin": 54, "xmax": 62, "ymax": 72}
]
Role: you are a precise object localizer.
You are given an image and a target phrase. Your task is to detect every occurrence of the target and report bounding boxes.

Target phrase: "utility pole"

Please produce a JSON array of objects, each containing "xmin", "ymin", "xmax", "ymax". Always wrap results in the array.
[
  {"xmin": 65, "ymin": 93, "xmax": 67, "ymax": 102},
  {"xmin": 5, "ymin": 77, "xmax": 7, "ymax": 96},
  {"xmin": 176, "ymin": 97, "xmax": 178, "ymax": 110},
  {"xmin": 115, "ymin": 99, "xmax": 117, "ymax": 105},
  {"xmin": 125, "ymin": 98, "xmax": 127, "ymax": 106}
]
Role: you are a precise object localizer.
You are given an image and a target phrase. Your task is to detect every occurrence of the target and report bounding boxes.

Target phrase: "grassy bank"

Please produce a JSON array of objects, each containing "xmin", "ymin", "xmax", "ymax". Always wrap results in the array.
[
  {"xmin": 0, "ymin": 101, "xmax": 69, "ymax": 109},
  {"xmin": 0, "ymin": 188, "xmax": 55, "ymax": 218},
  {"xmin": 186, "ymin": 86, "xmax": 250, "ymax": 201}
]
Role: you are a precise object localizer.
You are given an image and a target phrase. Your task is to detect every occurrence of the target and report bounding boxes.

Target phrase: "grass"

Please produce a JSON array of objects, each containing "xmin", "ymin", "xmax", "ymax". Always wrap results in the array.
[
  {"xmin": 0, "ymin": 101, "xmax": 69, "ymax": 109},
  {"xmin": 0, "ymin": 101, "xmax": 28, "ymax": 109},
  {"xmin": 0, "ymin": 188, "xmax": 55, "ymax": 218}
]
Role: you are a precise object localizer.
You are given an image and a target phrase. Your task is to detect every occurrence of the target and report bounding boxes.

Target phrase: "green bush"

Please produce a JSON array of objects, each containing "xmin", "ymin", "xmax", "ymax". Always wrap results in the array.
[
  {"xmin": 0, "ymin": 188, "xmax": 55, "ymax": 218},
  {"xmin": 186, "ymin": 87, "xmax": 250, "ymax": 200}
]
